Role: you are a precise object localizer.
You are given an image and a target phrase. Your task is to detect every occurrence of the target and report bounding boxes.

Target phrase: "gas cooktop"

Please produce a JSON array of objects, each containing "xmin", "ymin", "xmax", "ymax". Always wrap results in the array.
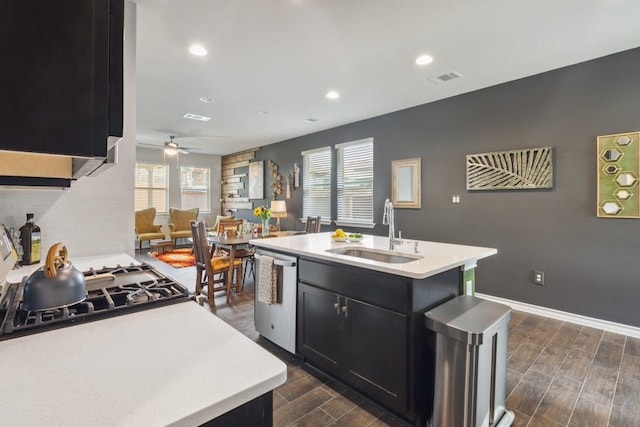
[{"xmin": 0, "ymin": 263, "xmax": 192, "ymax": 340}]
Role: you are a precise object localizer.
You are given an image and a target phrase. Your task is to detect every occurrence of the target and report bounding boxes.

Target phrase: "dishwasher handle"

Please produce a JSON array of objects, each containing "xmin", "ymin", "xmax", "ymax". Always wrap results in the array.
[{"xmin": 254, "ymin": 253, "xmax": 297, "ymax": 267}]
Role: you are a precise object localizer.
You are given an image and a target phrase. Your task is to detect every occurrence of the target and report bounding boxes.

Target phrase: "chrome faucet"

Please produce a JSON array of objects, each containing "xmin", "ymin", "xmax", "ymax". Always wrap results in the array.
[{"xmin": 382, "ymin": 199, "xmax": 403, "ymax": 250}]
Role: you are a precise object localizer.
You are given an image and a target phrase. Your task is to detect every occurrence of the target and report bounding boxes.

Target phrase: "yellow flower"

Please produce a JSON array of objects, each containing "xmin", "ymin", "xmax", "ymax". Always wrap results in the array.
[{"xmin": 253, "ymin": 205, "xmax": 271, "ymax": 219}]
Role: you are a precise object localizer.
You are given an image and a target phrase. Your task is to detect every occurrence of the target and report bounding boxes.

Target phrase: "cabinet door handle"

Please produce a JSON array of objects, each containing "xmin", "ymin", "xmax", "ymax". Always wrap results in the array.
[
  {"xmin": 342, "ymin": 299, "xmax": 349, "ymax": 318},
  {"xmin": 334, "ymin": 296, "xmax": 341, "ymax": 315}
]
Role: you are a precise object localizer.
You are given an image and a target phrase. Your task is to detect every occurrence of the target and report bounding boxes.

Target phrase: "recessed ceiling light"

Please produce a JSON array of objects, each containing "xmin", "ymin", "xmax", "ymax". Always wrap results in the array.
[
  {"xmin": 188, "ymin": 44, "xmax": 208, "ymax": 56},
  {"xmin": 199, "ymin": 97, "xmax": 214, "ymax": 103},
  {"xmin": 304, "ymin": 117, "xmax": 320, "ymax": 123},
  {"xmin": 183, "ymin": 113, "xmax": 211, "ymax": 121},
  {"xmin": 415, "ymin": 54, "xmax": 433, "ymax": 65},
  {"xmin": 257, "ymin": 110, "xmax": 268, "ymax": 115},
  {"xmin": 326, "ymin": 90, "xmax": 340, "ymax": 100}
]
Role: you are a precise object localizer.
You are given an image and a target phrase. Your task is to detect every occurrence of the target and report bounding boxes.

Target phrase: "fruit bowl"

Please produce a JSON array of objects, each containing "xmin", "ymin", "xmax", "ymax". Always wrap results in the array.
[
  {"xmin": 347, "ymin": 236, "xmax": 363, "ymax": 242},
  {"xmin": 332, "ymin": 236, "xmax": 347, "ymax": 242}
]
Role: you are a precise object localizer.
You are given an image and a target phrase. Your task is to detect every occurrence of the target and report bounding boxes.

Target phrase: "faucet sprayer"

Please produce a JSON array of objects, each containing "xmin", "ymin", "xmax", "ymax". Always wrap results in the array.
[{"xmin": 383, "ymin": 199, "xmax": 403, "ymax": 250}]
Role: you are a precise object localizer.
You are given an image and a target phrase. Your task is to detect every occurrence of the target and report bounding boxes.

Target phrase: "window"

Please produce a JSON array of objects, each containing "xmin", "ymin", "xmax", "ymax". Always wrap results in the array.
[
  {"xmin": 336, "ymin": 138, "xmax": 374, "ymax": 227},
  {"xmin": 302, "ymin": 146, "xmax": 332, "ymax": 222},
  {"xmin": 135, "ymin": 163, "xmax": 168, "ymax": 212},
  {"xmin": 181, "ymin": 166, "xmax": 210, "ymax": 212}
]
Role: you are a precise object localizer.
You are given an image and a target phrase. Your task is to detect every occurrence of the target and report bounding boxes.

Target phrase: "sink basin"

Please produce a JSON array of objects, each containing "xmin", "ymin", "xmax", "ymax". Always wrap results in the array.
[{"xmin": 326, "ymin": 247, "xmax": 422, "ymax": 264}]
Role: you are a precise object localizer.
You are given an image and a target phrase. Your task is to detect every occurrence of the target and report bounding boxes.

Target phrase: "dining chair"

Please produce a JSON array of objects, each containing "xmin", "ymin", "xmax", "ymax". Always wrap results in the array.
[
  {"xmin": 216, "ymin": 219, "xmax": 257, "ymax": 284},
  {"xmin": 190, "ymin": 220, "xmax": 242, "ymax": 307},
  {"xmin": 134, "ymin": 207, "xmax": 165, "ymax": 252},
  {"xmin": 305, "ymin": 216, "xmax": 322, "ymax": 233}
]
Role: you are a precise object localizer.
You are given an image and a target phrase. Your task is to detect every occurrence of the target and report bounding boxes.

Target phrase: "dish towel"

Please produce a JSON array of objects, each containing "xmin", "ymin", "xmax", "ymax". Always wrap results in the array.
[{"xmin": 258, "ymin": 255, "xmax": 277, "ymax": 304}]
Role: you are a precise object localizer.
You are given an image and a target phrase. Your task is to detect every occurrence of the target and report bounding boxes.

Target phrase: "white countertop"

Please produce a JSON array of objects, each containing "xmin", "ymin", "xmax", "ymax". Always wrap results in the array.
[
  {"xmin": 250, "ymin": 232, "xmax": 497, "ymax": 279},
  {"xmin": 0, "ymin": 254, "xmax": 287, "ymax": 426}
]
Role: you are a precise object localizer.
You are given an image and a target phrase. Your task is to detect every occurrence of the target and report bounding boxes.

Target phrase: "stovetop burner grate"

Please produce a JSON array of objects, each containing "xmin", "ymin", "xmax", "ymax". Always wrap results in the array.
[{"xmin": 0, "ymin": 263, "xmax": 192, "ymax": 340}]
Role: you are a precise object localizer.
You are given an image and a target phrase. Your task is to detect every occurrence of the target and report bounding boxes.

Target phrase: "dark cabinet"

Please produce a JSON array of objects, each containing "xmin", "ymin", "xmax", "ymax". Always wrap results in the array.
[
  {"xmin": 299, "ymin": 283, "xmax": 408, "ymax": 414},
  {"xmin": 298, "ymin": 257, "xmax": 461, "ymax": 426},
  {"xmin": 0, "ymin": 0, "xmax": 123, "ymax": 158}
]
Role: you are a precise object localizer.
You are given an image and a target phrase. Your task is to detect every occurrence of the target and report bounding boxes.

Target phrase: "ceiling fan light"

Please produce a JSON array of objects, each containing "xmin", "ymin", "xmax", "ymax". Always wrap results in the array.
[{"xmin": 164, "ymin": 147, "xmax": 178, "ymax": 156}]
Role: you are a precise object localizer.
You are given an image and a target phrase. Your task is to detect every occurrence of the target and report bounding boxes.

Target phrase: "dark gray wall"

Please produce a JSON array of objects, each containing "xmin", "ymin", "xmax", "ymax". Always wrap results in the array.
[{"xmin": 235, "ymin": 47, "xmax": 640, "ymax": 327}]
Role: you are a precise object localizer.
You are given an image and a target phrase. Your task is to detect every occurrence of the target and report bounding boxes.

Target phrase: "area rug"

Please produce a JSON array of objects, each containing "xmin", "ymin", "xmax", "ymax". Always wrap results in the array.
[{"xmin": 151, "ymin": 248, "xmax": 196, "ymax": 268}]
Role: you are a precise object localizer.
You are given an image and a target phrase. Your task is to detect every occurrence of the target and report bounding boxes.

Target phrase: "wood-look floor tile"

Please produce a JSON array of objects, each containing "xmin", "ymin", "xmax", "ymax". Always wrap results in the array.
[
  {"xmin": 548, "ymin": 324, "xmax": 582, "ymax": 349},
  {"xmin": 320, "ymin": 390, "xmax": 365, "ymax": 419},
  {"xmin": 593, "ymin": 340, "xmax": 623, "ymax": 368},
  {"xmin": 508, "ymin": 330, "xmax": 525, "ymax": 358},
  {"xmin": 602, "ymin": 331, "xmax": 626, "ymax": 346},
  {"xmin": 274, "ymin": 390, "xmax": 289, "ymax": 409},
  {"xmin": 580, "ymin": 363, "xmax": 618, "ymax": 406},
  {"xmin": 506, "ymin": 370, "xmax": 552, "ymax": 416},
  {"xmin": 277, "ymin": 371, "xmax": 326, "ymax": 402},
  {"xmin": 511, "ymin": 409, "xmax": 531, "ymax": 427},
  {"xmin": 535, "ymin": 375, "xmax": 582, "ymax": 425},
  {"xmin": 619, "ymin": 352, "xmax": 640, "ymax": 389},
  {"xmin": 557, "ymin": 348, "xmax": 593, "ymax": 382},
  {"xmin": 369, "ymin": 412, "xmax": 406, "ymax": 427},
  {"xmin": 518, "ymin": 314, "xmax": 546, "ymax": 331},
  {"xmin": 530, "ymin": 345, "xmax": 570, "ymax": 377},
  {"xmin": 528, "ymin": 413, "xmax": 565, "ymax": 427},
  {"xmin": 509, "ymin": 310, "xmax": 528, "ymax": 330},
  {"xmin": 568, "ymin": 395, "xmax": 610, "ymax": 427},
  {"xmin": 274, "ymin": 387, "xmax": 334, "ymax": 426},
  {"xmin": 541, "ymin": 317, "xmax": 564, "ymax": 328},
  {"xmin": 506, "ymin": 368, "xmax": 523, "ymax": 398},
  {"xmin": 330, "ymin": 405, "xmax": 378, "ymax": 426},
  {"xmin": 509, "ymin": 343, "xmax": 545, "ymax": 374},
  {"xmin": 610, "ymin": 382, "xmax": 640, "ymax": 427},
  {"xmin": 290, "ymin": 407, "xmax": 335, "ymax": 426},
  {"xmin": 524, "ymin": 324, "xmax": 560, "ymax": 347},
  {"xmin": 624, "ymin": 336, "xmax": 640, "ymax": 357},
  {"xmin": 572, "ymin": 327, "xmax": 603, "ymax": 355}
]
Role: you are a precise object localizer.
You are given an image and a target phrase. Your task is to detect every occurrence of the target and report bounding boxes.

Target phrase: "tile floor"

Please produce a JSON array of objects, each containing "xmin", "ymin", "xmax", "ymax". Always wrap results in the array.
[{"xmin": 139, "ymin": 252, "xmax": 640, "ymax": 426}]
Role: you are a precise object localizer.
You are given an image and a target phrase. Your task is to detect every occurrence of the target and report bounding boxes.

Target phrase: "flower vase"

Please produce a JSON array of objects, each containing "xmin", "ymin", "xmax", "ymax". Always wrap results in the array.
[{"xmin": 261, "ymin": 218, "xmax": 270, "ymax": 237}]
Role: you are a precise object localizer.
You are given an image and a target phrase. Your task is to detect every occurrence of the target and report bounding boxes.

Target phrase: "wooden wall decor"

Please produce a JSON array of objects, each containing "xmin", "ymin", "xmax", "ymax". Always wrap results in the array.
[
  {"xmin": 268, "ymin": 160, "xmax": 282, "ymax": 200},
  {"xmin": 597, "ymin": 131, "xmax": 640, "ymax": 218},
  {"xmin": 466, "ymin": 146, "xmax": 553, "ymax": 190},
  {"xmin": 220, "ymin": 148, "xmax": 259, "ymax": 213}
]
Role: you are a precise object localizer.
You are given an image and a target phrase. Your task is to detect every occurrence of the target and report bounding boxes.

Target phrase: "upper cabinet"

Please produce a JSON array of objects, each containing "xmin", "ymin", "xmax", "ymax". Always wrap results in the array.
[{"xmin": 0, "ymin": 0, "xmax": 124, "ymax": 158}]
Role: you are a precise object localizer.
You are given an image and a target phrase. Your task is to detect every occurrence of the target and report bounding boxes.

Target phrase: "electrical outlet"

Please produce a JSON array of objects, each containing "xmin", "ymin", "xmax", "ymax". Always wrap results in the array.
[{"xmin": 534, "ymin": 270, "xmax": 545, "ymax": 285}]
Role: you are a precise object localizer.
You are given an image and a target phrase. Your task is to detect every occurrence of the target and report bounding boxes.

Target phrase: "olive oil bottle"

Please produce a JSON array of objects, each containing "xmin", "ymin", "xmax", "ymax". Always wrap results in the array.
[{"xmin": 19, "ymin": 213, "xmax": 41, "ymax": 265}]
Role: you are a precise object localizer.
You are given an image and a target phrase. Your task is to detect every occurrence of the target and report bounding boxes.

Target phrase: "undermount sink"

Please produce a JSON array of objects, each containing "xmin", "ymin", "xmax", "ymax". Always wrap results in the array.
[{"xmin": 326, "ymin": 247, "xmax": 422, "ymax": 264}]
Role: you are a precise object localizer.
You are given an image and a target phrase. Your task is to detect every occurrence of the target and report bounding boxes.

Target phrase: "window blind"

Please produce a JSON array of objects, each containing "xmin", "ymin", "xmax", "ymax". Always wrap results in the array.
[
  {"xmin": 336, "ymin": 138, "xmax": 374, "ymax": 225},
  {"xmin": 181, "ymin": 166, "xmax": 210, "ymax": 212},
  {"xmin": 302, "ymin": 146, "xmax": 332, "ymax": 222},
  {"xmin": 135, "ymin": 163, "xmax": 168, "ymax": 212}
]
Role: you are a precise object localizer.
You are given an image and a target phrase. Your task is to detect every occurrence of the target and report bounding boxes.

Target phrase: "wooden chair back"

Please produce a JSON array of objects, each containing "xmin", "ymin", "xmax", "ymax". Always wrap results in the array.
[
  {"xmin": 305, "ymin": 216, "xmax": 322, "ymax": 233},
  {"xmin": 190, "ymin": 220, "xmax": 242, "ymax": 307},
  {"xmin": 217, "ymin": 219, "xmax": 244, "ymax": 237}
]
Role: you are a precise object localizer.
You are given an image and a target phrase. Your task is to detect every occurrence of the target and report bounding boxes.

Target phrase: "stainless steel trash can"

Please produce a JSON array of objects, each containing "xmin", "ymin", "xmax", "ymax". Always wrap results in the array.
[{"xmin": 424, "ymin": 295, "xmax": 515, "ymax": 427}]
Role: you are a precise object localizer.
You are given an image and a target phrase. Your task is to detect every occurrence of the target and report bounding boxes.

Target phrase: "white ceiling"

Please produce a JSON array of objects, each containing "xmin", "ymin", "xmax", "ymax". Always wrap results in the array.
[{"xmin": 134, "ymin": 0, "xmax": 640, "ymax": 156}]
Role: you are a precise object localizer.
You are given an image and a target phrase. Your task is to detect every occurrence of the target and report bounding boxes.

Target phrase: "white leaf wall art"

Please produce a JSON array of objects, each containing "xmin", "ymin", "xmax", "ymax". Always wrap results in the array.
[{"xmin": 466, "ymin": 147, "xmax": 553, "ymax": 190}]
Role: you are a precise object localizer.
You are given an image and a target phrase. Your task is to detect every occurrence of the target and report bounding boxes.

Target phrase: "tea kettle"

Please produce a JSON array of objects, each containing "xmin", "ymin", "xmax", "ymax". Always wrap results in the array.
[{"xmin": 22, "ymin": 243, "xmax": 87, "ymax": 311}]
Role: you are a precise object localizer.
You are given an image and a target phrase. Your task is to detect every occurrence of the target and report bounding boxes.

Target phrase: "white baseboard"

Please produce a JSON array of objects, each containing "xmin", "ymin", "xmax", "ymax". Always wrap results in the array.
[{"xmin": 475, "ymin": 293, "xmax": 640, "ymax": 339}]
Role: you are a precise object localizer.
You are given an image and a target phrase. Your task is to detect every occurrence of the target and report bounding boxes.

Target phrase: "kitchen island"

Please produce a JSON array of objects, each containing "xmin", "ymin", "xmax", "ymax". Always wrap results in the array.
[
  {"xmin": 250, "ymin": 232, "xmax": 496, "ymax": 426},
  {"xmin": 1, "ymin": 254, "xmax": 287, "ymax": 426}
]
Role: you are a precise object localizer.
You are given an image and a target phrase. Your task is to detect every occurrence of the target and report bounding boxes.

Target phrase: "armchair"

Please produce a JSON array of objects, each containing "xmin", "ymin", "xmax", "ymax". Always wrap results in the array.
[
  {"xmin": 169, "ymin": 207, "xmax": 199, "ymax": 245},
  {"xmin": 134, "ymin": 208, "xmax": 165, "ymax": 252}
]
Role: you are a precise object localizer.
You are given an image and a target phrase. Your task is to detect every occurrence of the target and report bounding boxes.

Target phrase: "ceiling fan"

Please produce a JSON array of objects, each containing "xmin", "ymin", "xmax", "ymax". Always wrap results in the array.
[{"xmin": 139, "ymin": 136, "xmax": 199, "ymax": 155}]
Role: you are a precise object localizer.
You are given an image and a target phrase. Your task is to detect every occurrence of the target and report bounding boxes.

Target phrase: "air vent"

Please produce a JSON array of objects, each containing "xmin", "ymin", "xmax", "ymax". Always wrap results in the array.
[
  {"xmin": 183, "ymin": 113, "xmax": 211, "ymax": 121},
  {"xmin": 429, "ymin": 71, "xmax": 463, "ymax": 85}
]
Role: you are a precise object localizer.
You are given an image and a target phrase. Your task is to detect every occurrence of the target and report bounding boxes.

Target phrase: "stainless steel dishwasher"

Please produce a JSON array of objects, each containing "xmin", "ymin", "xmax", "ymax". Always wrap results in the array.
[{"xmin": 254, "ymin": 249, "xmax": 297, "ymax": 354}]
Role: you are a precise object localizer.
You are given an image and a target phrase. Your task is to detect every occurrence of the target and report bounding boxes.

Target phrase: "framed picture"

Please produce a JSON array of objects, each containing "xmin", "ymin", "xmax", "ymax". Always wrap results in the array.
[
  {"xmin": 392, "ymin": 158, "xmax": 421, "ymax": 209},
  {"xmin": 248, "ymin": 161, "xmax": 264, "ymax": 200}
]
